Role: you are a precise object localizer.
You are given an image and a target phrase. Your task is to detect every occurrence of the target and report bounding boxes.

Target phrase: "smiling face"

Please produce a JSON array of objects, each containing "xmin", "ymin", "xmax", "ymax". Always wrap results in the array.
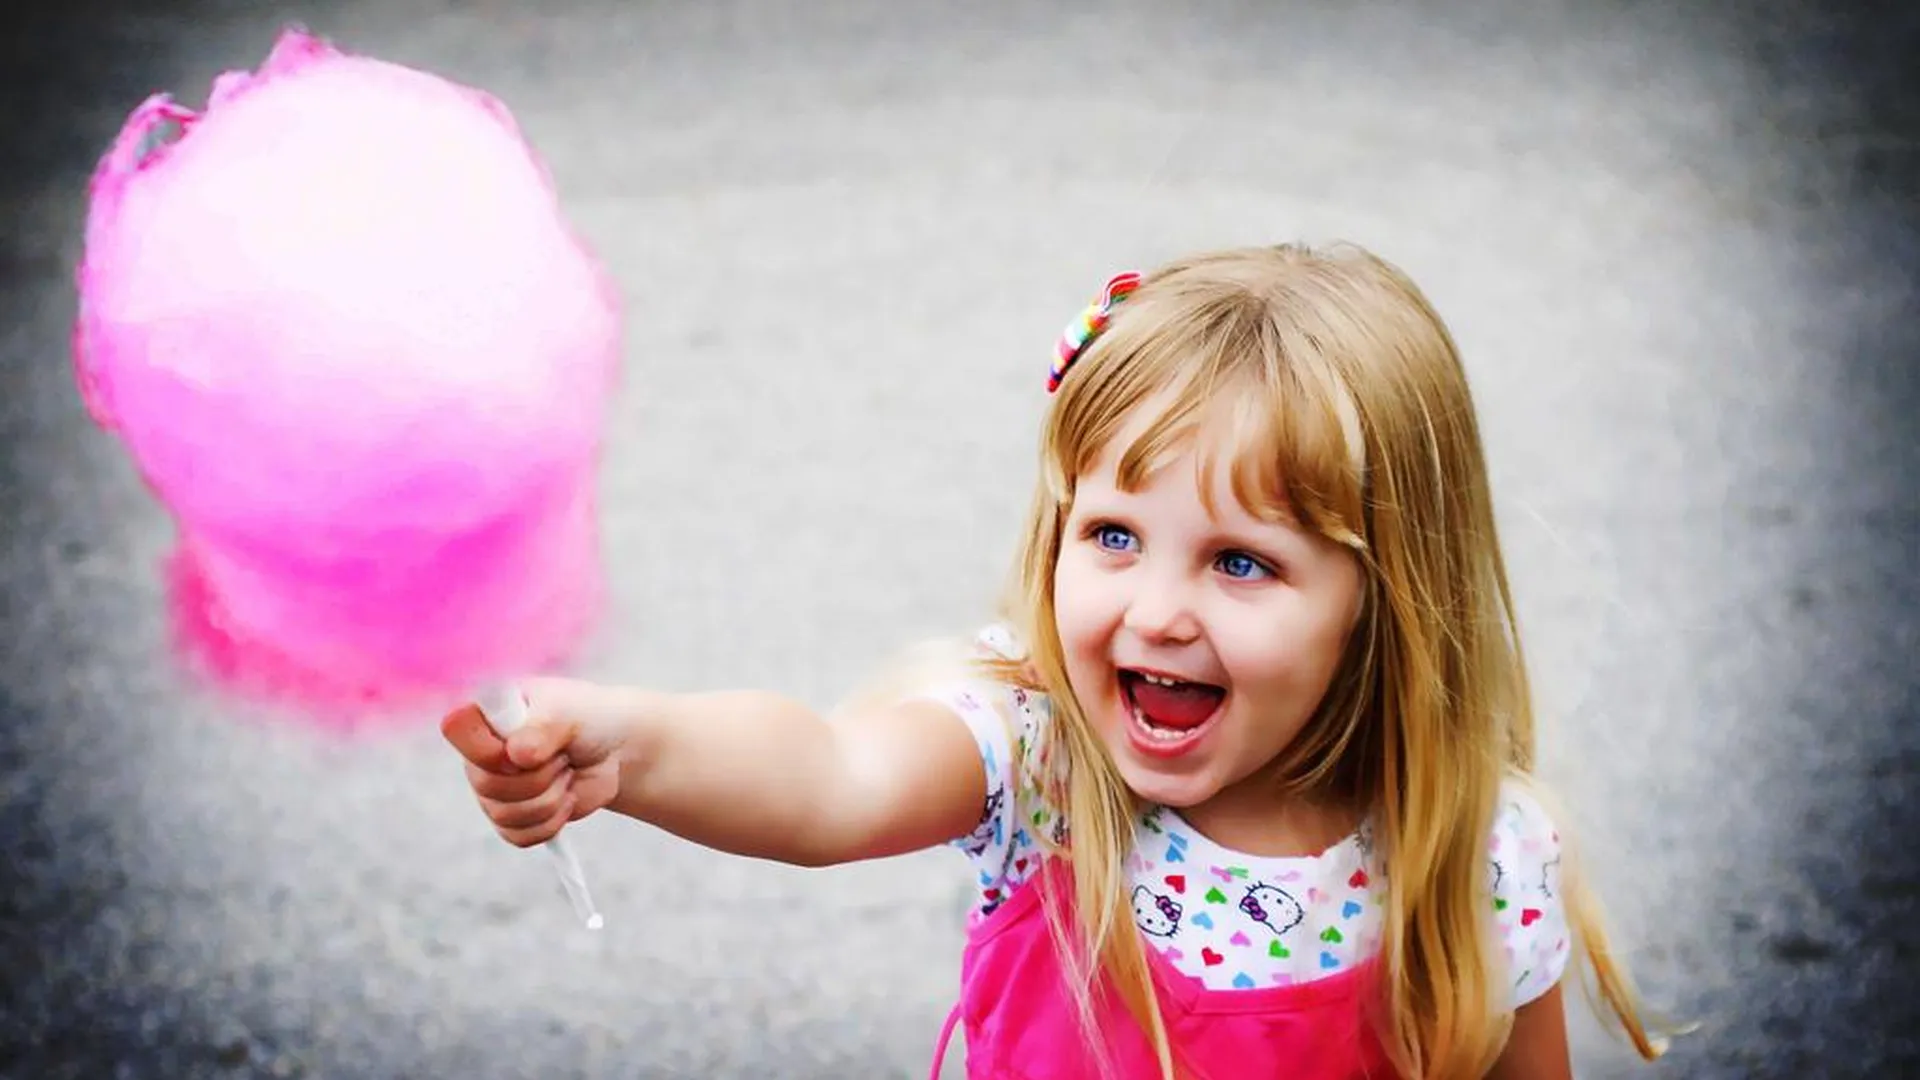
[{"xmin": 1051, "ymin": 408, "xmax": 1364, "ymax": 822}]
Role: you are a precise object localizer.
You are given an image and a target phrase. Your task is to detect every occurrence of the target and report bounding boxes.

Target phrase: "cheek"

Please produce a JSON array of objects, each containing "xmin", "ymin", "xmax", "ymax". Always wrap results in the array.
[
  {"xmin": 1220, "ymin": 605, "xmax": 1348, "ymax": 696},
  {"xmin": 1299, "ymin": 599, "xmax": 1361, "ymax": 683},
  {"xmin": 1051, "ymin": 560, "xmax": 1120, "ymax": 696},
  {"xmin": 1050, "ymin": 556, "xmax": 1109, "ymax": 640}
]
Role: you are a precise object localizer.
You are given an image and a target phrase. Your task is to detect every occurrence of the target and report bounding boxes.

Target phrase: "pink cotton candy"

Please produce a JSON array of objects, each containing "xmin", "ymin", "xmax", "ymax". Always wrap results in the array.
[{"xmin": 73, "ymin": 27, "xmax": 621, "ymax": 719}]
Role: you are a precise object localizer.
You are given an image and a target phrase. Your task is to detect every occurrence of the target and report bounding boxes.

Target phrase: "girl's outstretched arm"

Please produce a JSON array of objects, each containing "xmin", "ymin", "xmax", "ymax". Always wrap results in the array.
[
  {"xmin": 615, "ymin": 690, "xmax": 987, "ymax": 867},
  {"xmin": 457, "ymin": 679, "xmax": 987, "ymax": 869}
]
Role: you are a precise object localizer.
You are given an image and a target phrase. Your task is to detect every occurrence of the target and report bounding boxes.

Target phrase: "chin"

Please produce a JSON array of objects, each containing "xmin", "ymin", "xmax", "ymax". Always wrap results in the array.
[{"xmin": 1108, "ymin": 749, "xmax": 1225, "ymax": 810}]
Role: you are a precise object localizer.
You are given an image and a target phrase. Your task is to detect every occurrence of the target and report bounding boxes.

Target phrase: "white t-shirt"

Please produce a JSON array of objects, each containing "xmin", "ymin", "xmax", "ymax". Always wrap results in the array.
[{"xmin": 929, "ymin": 626, "xmax": 1571, "ymax": 1007}]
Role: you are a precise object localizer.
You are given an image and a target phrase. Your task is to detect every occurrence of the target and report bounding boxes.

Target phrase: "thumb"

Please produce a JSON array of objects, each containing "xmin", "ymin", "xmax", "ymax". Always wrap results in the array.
[{"xmin": 503, "ymin": 715, "xmax": 577, "ymax": 771}]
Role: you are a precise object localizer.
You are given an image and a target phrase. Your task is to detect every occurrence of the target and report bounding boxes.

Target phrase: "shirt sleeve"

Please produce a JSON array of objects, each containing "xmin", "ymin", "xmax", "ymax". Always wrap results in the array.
[
  {"xmin": 930, "ymin": 677, "xmax": 1020, "ymax": 862},
  {"xmin": 918, "ymin": 626, "xmax": 1050, "ymax": 918},
  {"xmin": 1490, "ymin": 783, "xmax": 1571, "ymax": 1008}
]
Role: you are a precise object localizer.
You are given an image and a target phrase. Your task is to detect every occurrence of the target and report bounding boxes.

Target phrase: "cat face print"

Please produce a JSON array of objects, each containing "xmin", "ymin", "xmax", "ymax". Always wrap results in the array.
[
  {"xmin": 1132, "ymin": 886, "xmax": 1183, "ymax": 937},
  {"xmin": 1238, "ymin": 883, "xmax": 1304, "ymax": 937}
]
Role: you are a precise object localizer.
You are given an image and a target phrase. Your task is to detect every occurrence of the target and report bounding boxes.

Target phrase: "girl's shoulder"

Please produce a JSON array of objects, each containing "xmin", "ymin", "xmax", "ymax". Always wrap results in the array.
[
  {"xmin": 1486, "ymin": 777, "xmax": 1571, "ymax": 1006},
  {"xmin": 938, "ymin": 623, "xmax": 1055, "ymax": 735},
  {"xmin": 1488, "ymin": 779, "xmax": 1562, "ymax": 883}
]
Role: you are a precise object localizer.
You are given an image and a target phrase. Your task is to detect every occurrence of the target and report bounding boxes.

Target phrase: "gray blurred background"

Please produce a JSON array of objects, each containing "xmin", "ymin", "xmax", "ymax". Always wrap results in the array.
[{"xmin": 2, "ymin": 1, "xmax": 1915, "ymax": 1077}]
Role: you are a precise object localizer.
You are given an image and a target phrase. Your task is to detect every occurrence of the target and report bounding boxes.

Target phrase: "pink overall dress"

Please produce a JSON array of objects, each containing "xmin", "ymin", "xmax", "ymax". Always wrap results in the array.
[{"xmin": 929, "ymin": 862, "xmax": 1396, "ymax": 1079}]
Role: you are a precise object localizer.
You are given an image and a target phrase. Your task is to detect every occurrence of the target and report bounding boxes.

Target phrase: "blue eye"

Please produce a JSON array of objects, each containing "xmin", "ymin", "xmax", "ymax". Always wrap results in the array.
[
  {"xmin": 1216, "ymin": 552, "xmax": 1273, "ymax": 580},
  {"xmin": 1091, "ymin": 524, "xmax": 1138, "ymax": 553}
]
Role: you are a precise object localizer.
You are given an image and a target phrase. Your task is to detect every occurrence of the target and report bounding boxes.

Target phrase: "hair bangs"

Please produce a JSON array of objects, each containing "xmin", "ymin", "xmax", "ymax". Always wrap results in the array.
[
  {"xmin": 1226, "ymin": 331, "xmax": 1371, "ymax": 552},
  {"xmin": 1052, "ymin": 291, "xmax": 1230, "ymax": 494},
  {"xmin": 1052, "ymin": 289, "xmax": 1370, "ymax": 552}
]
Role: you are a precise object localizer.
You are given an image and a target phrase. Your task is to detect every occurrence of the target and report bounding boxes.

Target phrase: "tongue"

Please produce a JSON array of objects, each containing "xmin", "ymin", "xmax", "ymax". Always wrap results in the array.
[{"xmin": 1130, "ymin": 678, "xmax": 1224, "ymax": 730}]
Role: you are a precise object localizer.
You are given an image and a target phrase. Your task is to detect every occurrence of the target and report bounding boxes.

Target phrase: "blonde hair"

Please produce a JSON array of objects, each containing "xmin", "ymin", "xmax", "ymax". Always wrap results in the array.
[{"xmin": 980, "ymin": 243, "xmax": 1666, "ymax": 1077}]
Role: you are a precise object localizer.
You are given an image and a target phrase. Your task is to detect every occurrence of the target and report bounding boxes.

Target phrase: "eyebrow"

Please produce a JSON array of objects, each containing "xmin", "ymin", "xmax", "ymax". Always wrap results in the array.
[
  {"xmin": 1074, "ymin": 485, "xmax": 1310, "ymax": 551},
  {"xmin": 1205, "ymin": 523, "xmax": 1307, "ymax": 562}
]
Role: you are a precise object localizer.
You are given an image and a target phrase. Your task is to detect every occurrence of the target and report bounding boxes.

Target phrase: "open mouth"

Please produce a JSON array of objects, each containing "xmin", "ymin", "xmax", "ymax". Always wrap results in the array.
[{"xmin": 1118, "ymin": 668, "xmax": 1227, "ymax": 745}]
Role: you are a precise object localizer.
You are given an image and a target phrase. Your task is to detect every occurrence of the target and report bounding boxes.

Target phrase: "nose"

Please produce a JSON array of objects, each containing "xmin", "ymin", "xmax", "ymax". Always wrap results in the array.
[{"xmin": 1122, "ymin": 565, "xmax": 1202, "ymax": 645}]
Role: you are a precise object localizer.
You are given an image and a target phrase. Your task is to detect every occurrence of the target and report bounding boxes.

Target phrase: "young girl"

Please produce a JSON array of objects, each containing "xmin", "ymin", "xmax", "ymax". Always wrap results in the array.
[{"xmin": 442, "ymin": 242, "xmax": 1666, "ymax": 1078}]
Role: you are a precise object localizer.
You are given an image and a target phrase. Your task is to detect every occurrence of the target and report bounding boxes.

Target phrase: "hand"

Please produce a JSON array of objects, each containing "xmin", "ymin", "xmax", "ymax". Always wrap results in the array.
[{"xmin": 440, "ymin": 676, "xmax": 639, "ymax": 848}]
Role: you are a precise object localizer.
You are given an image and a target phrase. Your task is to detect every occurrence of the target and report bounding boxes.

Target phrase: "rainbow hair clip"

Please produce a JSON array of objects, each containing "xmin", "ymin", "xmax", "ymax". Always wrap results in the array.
[{"xmin": 1047, "ymin": 271, "xmax": 1142, "ymax": 393}]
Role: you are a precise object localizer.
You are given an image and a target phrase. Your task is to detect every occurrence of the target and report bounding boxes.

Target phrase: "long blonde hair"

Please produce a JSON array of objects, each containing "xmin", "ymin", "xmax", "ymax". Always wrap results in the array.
[{"xmin": 986, "ymin": 243, "xmax": 1666, "ymax": 1077}]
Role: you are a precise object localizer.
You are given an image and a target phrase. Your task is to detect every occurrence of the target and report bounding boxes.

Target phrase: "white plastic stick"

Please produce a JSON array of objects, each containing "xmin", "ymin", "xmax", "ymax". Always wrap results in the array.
[{"xmin": 475, "ymin": 686, "xmax": 605, "ymax": 931}]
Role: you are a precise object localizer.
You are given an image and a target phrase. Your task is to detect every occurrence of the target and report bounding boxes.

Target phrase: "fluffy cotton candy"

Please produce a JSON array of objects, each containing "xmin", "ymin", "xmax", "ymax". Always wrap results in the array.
[{"xmin": 74, "ymin": 27, "xmax": 621, "ymax": 717}]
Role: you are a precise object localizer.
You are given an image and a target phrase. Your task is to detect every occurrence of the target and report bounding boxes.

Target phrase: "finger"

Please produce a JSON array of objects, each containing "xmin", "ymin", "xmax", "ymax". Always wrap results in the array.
[
  {"xmin": 441, "ymin": 704, "xmax": 514, "ymax": 772},
  {"xmin": 477, "ymin": 772, "xmax": 573, "ymax": 830},
  {"xmin": 498, "ymin": 790, "xmax": 579, "ymax": 849},
  {"xmin": 466, "ymin": 754, "xmax": 568, "ymax": 803},
  {"xmin": 566, "ymin": 764, "xmax": 618, "ymax": 821}
]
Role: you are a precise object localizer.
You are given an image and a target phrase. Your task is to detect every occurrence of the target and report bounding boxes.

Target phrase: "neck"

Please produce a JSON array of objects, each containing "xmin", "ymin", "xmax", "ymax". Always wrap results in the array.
[{"xmin": 1174, "ymin": 779, "xmax": 1360, "ymax": 859}]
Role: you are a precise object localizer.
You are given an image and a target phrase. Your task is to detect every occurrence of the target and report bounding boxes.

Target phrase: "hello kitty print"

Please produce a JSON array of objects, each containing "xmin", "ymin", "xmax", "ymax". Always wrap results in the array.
[
  {"xmin": 1124, "ymin": 808, "xmax": 1387, "ymax": 992},
  {"xmin": 929, "ymin": 627, "xmax": 1570, "ymax": 1008}
]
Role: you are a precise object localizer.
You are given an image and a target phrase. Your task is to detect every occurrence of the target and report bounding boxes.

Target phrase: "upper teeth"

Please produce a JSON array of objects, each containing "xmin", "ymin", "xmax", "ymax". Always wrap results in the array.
[{"xmin": 1140, "ymin": 673, "xmax": 1184, "ymax": 687}]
